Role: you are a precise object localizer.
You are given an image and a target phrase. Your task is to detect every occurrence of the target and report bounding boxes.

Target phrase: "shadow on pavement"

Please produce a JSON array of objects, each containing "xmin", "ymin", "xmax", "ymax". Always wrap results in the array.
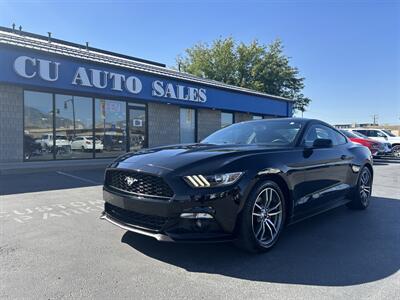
[
  {"xmin": 122, "ymin": 196, "xmax": 400, "ymax": 286},
  {"xmin": 0, "ymin": 169, "xmax": 104, "ymax": 195}
]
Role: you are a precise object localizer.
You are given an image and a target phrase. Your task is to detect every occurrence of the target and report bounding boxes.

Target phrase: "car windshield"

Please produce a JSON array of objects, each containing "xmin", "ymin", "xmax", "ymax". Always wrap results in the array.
[
  {"xmin": 202, "ymin": 120, "xmax": 303, "ymax": 146},
  {"xmin": 340, "ymin": 130, "xmax": 359, "ymax": 138},
  {"xmin": 56, "ymin": 136, "xmax": 67, "ymax": 140},
  {"xmin": 382, "ymin": 129, "xmax": 396, "ymax": 137}
]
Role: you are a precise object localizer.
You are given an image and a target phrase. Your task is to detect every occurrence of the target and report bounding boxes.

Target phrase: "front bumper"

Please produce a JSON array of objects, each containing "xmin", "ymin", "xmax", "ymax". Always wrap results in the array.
[
  {"xmin": 100, "ymin": 211, "xmax": 174, "ymax": 241},
  {"xmin": 101, "ymin": 186, "xmax": 241, "ymax": 242},
  {"xmin": 375, "ymin": 144, "xmax": 392, "ymax": 156}
]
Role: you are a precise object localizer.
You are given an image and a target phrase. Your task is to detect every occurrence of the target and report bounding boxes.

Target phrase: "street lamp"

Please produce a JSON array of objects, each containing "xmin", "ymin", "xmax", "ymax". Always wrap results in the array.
[{"xmin": 64, "ymin": 96, "xmax": 76, "ymax": 137}]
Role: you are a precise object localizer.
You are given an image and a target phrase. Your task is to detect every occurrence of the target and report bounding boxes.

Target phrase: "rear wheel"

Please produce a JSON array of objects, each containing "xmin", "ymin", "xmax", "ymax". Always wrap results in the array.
[
  {"xmin": 347, "ymin": 166, "xmax": 372, "ymax": 210},
  {"xmin": 236, "ymin": 180, "xmax": 286, "ymax": 253}
]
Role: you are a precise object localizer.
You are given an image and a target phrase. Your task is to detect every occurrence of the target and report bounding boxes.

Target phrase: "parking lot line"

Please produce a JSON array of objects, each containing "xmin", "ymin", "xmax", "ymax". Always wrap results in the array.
[{"xmin": 56, "ymin": 171, "xmax": 102, "ymax": 185}]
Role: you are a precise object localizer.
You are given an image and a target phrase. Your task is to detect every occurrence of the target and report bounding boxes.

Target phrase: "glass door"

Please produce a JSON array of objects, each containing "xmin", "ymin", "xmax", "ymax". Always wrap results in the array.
[
  {"xmin": 128, "ymin": 106, "xmax": 147, "ymax": 152},
  {"xmin": 180, "ymin": 108, "xmax": 196, "ymax": 143}
]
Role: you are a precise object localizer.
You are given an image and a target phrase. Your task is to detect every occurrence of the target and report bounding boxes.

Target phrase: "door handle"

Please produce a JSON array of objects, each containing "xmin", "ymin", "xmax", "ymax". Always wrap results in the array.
[{"xmin": 341, "ymin": 155, "xmax": 350, "ymax": 160}]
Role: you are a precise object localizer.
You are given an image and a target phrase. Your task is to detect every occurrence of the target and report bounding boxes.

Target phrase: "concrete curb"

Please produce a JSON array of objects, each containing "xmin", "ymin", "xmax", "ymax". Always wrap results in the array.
[{"xmin": 0, "ymin": 158, "xmax": 113, "ymax": 175}]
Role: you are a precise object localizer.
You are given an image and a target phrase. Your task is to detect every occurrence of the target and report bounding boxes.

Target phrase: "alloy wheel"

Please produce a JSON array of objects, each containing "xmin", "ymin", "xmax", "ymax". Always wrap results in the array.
[
  {"xmin": 252, "ymin": 187, "xmax": 283, "ymax": 245},
  {"xmin": 359, "ymin": 168, "xmax": 372, "ymax": 205},
  {"xmin": 392, "ymin": 146, "xmax": 400, "ymax": 158}
]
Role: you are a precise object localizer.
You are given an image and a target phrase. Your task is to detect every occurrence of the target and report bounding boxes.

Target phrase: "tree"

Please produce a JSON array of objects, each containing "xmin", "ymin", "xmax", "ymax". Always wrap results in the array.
[{"xmin": 177, "ymin": 38, "xmax": 311, "ymax": 114}]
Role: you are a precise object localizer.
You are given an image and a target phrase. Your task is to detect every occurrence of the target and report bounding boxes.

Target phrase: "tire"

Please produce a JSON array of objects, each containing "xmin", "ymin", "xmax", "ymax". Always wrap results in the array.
[
  {"xmin": 81, "ymin": 146, "xmax": 85, "ymax": 152},
  {"xmin": 235, "ymin": 180, "xmax": 286, "ymax": 253},
  {"xmin": 392, "ymin": 145, "xmax": 400, "ymax": 158},
  {"xmin": 347, "ymin": 166, "xmax": 372, "ymax": 210}
]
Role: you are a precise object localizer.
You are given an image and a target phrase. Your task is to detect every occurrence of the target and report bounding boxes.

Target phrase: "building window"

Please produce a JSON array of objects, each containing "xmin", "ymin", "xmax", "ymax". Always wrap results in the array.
[
  {"xmin": 221, "ymin": 112, "xmax": 233, "ymax": 128},
  {"xmin": 180, "ymin": 108, "xmax": 196, "ymax": 143},
  {"xmin": 55, "ymin": 95, "xmax": 93, "ymax": 159},
  {"xmin": 24, "ymin": 91, "xmax": 54, "ymax": 161},
  {"xmin": 128, "ymin": 103, "xmax": 147, "ymax": 152},
  {"xmin": 95, "ymin": 99, "xmax": 127, "ymax": 157},
  {"xmin": 253, "ymin": 115, "xmax": 263, "ymax": 120}
]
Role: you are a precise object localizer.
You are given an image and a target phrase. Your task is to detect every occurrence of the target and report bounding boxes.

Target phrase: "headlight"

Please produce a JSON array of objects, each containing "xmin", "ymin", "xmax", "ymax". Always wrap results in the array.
[{"xmin": 184, "ymin": 172, "xmax": 243, "ymax": 188}]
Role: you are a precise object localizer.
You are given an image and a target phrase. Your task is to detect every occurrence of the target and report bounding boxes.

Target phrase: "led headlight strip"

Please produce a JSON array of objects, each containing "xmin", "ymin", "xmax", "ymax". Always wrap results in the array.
[
  {"xmin": 185, "ymin": 175, "xmax": 210, "ymax": 187},
  {"xmin": 184, "ymin": 172, "xmax": 243, "ymax": 188}
]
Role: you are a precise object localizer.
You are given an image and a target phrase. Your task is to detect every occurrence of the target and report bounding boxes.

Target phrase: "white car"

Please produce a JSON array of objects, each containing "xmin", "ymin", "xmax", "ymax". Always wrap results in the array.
[
  {"xmin": 71, "ymin": 136, "xmax": 104, "ymax": 151},
  {"xmin": 349, "ymin": 128, "xmax": 399, "ymax": 157},
  {"xmin": 38, "ymin": 134, "xmax": 71, "ymax": 150}
]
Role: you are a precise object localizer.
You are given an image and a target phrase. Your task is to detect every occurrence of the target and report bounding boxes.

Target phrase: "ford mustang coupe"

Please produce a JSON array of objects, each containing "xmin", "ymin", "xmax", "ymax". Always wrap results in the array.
[{"xmin": 101, "ymin": 118, "xmax": 373, "ymax": 252}]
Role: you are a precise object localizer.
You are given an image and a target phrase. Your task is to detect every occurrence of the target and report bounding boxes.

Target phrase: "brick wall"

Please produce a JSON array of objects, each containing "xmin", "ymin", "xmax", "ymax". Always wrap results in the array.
[
  {"xmin": 197, "ymin": 109, "xmax": 221, "ymax": 141},
  {"xmin": 235, "ymin": 112, "xmax": 253, "ymax": 123},
  {"xmin": 0, "ymin": 84, "xmax": 23, "ymax": 162},
  {"xmin": 147, "ymin": 102, "xmax": 180, "ymax": 147}
]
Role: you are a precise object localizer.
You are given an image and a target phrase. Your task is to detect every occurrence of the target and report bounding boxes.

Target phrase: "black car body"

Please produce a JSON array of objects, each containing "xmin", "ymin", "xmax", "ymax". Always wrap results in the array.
[{"xmin": 101, "ymin": 118, "xmax": 373, "ymax": 252}]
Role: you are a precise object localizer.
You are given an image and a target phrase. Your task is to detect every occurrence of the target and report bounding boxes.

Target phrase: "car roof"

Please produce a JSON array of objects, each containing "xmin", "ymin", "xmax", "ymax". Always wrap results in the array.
[
  {"xmin": 242, "ymin": 117, "xmax": 314, "ymax": 124},
  {"xmin": 242, "ymin": 117, "xmax": 338, "ymax": 128},
  {"xmin": 350, "ymin": 128, "xmax": 381, "ymax": 130}
]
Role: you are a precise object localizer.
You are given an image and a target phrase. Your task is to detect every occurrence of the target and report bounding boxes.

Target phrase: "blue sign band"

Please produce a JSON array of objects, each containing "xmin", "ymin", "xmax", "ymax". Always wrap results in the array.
[{"xmin": 0, "ymin": 45, "xmax": 292, "ymax": 116}]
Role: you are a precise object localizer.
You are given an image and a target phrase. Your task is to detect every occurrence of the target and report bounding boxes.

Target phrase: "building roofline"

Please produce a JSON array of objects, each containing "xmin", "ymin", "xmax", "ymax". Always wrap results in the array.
[
  {"xmin": 0, "ymin": 25, "xmax": 166, "ymax": 67},
  {"xmin": 0, "ymin": 26, "xmax": 294, "ymax": 103}
]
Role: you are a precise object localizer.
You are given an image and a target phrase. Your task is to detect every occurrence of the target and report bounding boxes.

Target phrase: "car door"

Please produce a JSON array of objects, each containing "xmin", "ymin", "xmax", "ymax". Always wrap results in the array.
[
  {"xmin": 294, "ymin": 123, "xmax": 351, "ymax": 216},
  {"xmin": 375, "ymin": 130, "xmax": 389, "ymax": 143}
]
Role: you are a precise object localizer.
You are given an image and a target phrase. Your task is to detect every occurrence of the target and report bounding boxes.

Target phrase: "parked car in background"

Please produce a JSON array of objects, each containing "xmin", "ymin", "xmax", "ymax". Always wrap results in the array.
[
  {"xmin": 340, "ymin": 130, "xmax": 388, "ymax": 157},
  {"xmin": 71, "ymin": 136, "xmax": 104, "ymax": 151},
  {"xmin": 38, "ymin": 134, "xmax": 71, "ymax": 153},
  {"xmin": 349, "ymin": 128, "xmax": 399, "ymax": 157},
  {"xmin": 350, "ymin": 130, "xmax": 392, "ymax": 156}
]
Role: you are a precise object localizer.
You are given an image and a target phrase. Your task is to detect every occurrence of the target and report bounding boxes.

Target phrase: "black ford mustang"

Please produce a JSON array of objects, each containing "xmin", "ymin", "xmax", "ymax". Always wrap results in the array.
[{"xmin": 101, "ymin": 118, "xmax": 373, "ymax": 252}]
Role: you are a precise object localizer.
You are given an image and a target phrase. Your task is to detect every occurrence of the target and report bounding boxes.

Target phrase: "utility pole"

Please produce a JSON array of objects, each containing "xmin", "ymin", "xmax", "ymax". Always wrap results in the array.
[{"xmin": 371, "ymin": 114, "xmax": 379, "ymax": 126}]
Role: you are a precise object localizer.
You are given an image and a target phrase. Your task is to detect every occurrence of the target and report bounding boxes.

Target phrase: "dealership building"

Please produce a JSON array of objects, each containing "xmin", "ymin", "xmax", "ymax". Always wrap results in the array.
[{"xmin": 0, "ymin": 26, "xmax": 293, "ymax": 164}]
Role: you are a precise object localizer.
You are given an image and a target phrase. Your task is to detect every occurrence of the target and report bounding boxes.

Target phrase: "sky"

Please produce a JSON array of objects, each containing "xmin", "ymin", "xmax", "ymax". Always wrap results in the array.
[{"xmin": 0, "ymin": 0, "xmax": 399, "ymax": 125}]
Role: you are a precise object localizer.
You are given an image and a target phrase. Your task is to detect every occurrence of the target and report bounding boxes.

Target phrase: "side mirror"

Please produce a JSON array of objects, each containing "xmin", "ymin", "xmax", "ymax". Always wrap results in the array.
[{"xmin": 313, "ymin": 138, "xmax": 333, "ymax": 148}]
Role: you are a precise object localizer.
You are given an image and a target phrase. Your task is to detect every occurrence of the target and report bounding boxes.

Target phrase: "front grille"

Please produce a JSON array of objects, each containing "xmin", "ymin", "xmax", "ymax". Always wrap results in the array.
[
  {"xmin": 105, "ymin": 169, "xmax": 174, "ymax": 199},
  {"xmin": 105, "ymin": 203, "xmax": 168, "ymax": 231}
]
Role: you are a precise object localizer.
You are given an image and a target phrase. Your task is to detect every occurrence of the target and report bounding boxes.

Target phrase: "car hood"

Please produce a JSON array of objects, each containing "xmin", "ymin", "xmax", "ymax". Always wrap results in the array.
[
  {"xmin": 388, "ymin": 137, "xmax": 400, "ymax": 142},
  {"xmin": 111, "ymin": 143, "xmax": 291, "ymax": 175}
]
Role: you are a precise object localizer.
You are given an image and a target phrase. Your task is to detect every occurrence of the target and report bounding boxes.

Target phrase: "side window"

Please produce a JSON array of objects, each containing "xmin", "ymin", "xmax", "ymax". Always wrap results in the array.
[
  {"xmin": 304, "ymin": 124, "xmax": 346, "ymax": 146},
  {"xmin": 376, "ymin": 131, "xmax": 387, "ymax": 138},
  {"xmin": 304, "ymin": 125, "xmax": 328, "ymax": 147},
  {"xmin": 334, "ymin": 130, "xmax": 347, "ymax": 145},
  {"xmin": 367, "ymin": 130, "xmax": 378, "ymax": 137}
]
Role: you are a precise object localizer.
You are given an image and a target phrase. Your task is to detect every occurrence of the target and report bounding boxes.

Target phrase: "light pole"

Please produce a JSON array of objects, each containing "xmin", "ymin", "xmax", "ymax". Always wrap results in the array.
[{"xmin": 64, "ymin": 96, "xmax": 76, "ymax": 137}]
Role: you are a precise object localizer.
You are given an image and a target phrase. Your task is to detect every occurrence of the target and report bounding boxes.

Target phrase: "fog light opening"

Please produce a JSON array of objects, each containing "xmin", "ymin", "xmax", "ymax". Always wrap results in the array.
[
  {"xmin": 180, "ymin": 212, "xmax": 214, "ymax": 219},
  {"xmin": 351, "ymin": 165, "xmax": 361, "ymax": 173}
]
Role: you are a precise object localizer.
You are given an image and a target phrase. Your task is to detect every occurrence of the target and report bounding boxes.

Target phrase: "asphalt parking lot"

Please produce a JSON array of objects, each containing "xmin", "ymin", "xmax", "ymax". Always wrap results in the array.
[{"xmin": 1, "ymin": 160, "xmax": 399, "ymax": 299}]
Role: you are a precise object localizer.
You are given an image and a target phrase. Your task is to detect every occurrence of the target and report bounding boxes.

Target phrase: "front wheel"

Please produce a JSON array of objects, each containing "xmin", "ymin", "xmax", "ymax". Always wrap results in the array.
[
  {"xmin": 347, "ymin": 166, "xmax": 372, "ymax": 210},
  {"xmin": 392, "ymin": 145, "xmax": 400, "ymax": 158},
  {"xmin": 236, "ymin": 180, "xmax": 286, "ymax": 253}
]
